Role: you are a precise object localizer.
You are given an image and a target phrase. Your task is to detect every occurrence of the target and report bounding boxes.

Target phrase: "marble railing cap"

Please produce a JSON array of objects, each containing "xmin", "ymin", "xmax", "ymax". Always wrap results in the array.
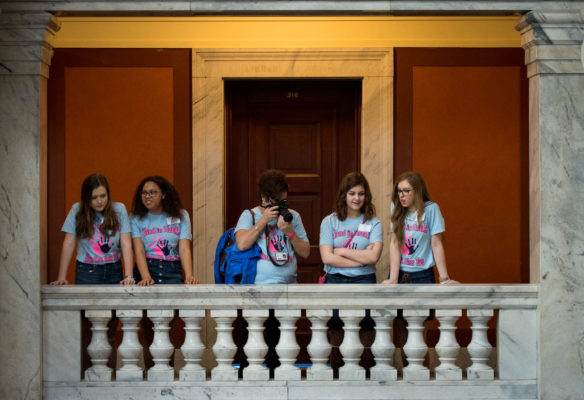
[{"xmin": 41, "ymin": 284, "xmax": 538, "ymax": 311}]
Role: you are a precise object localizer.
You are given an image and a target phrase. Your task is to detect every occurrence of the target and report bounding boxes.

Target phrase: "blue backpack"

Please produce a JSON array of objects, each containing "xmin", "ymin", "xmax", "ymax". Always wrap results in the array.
[{"xmin": 214, "ymin": 210, "xmax": 261, "ymax": 284}]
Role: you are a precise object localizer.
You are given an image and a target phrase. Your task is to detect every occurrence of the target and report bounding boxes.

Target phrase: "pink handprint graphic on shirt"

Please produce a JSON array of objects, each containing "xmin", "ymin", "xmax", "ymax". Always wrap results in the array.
[
  {"xmin": 149, "ymin": 235, "xmax": 173, "ymax": 257},
  {"xmin": 89, "ymin": 230, "xmax": 113, "ymax": 255},
  {"xmin": 402, "ymin": 232, "xmax": 418, "ymax": 256}
]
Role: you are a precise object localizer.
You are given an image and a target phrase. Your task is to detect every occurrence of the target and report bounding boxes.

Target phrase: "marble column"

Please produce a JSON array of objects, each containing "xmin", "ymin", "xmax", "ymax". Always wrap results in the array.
[
  {"xmin": 0, "ymin": 11, "xmax": 59, "ymax": 400},
  {"xmin": 517, "ymin": 10, "xmax": 584, "ymax": 400}
]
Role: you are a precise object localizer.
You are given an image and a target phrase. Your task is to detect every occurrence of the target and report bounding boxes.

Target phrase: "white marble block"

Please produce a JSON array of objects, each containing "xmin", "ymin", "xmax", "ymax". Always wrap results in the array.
[
  {"xmin": 116, "ymin": 310, "xmax": 143, "ymax": 381},
  {"xmin": 43, "ymin": 310, "xmax": 81, "ymax": 382},
  {"xmin": 147, "ymin": 309, "xmax": 175, "ymax": 381},
  {"xmin": 402, "ymin": 310, "xmax": 430, "ymax": 381},
  {"xmin": 242, "ymin": 310, "xmax": 270, "ymax": 381},
  {"xmin": 435, "ymin": 310, "xmax": 462, "ymax": 381},
  {"xmin": 211, "ymin": 310, "xmax": 238, "ymax": 381},
  {"xmin": 338, "ymin": 310, "xmax": 365, "ymax": 381},
  {"xmin": 498, "ymin": 309, "xmax": 537, "ymax": 380},
  {"xmin": 85, "ymin": 310, "xmax": 113, "ymax": 381},
  {"xmin": 370, "ymin": 309, "xmax": 398, "ymax": 381},
  {"xmin": 306, "ymin": 310, "xmax": 333, "ymax": 381},
  {"xmin": 179, "ymin": 310, "xmax": 206, "ymax": 381},
  {"xmin": 467, "ymin": 309, "xmax": 495, "ymax": 380},
  {"xmin": 274, "ymin": 309, "xmax": 301, "ymax": 381}
]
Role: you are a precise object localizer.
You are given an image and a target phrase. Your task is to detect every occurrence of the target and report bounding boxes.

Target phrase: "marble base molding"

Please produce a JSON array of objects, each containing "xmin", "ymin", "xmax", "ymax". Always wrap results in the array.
[{"xmin": 192, "ymin": 48, "xmax": 393, "ymax": 283}]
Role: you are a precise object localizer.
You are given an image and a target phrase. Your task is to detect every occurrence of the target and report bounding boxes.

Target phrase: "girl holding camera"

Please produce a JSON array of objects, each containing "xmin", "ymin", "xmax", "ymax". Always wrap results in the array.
[{"xmin": 235, "ymin": 169, "xmax": 310, "ymax": 284}]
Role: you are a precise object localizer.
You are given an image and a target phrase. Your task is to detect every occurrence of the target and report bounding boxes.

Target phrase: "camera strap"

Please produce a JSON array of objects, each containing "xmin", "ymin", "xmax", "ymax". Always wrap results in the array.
[{"xmin": 264, "ymin": 225, "xmax": 289, "ymax": 267}]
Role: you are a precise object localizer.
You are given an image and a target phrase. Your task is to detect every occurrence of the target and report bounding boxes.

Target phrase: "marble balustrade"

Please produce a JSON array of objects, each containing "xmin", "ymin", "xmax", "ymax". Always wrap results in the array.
[{"xmin": 42, "ymin": 284, "xmax": 538, "ymax": 400}]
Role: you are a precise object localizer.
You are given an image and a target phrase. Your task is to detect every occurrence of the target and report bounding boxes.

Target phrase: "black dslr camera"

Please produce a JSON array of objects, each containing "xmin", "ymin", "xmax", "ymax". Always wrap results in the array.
[{"xmin": 268, "ymin": 199, "xmax": 293, "ymax": 223}]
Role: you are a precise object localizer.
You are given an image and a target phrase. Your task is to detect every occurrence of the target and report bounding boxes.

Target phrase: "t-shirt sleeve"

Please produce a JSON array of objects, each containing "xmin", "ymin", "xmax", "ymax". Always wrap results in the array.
[
  {"xmin": 234, "ymin": 209, "xmax": 253, "ymax": 233},
  {"xmin": 130, "ymin": 215, "xmax": 142, "ymax": 239},
  {"xmin": 389, "ymin": 202, "xmax": 395, "ymax": 231},
  {"xmin": 428, "ymin": 203, "xmax": 445, "ymax": 235},
  {"xmin": 116, "ymin": 203, "xmax": 131, "ymax": 234},
  {"xmin": 61, "ymin": 203, "xmax": 79, "ymax": 235},
  {"xmin": 179, "ymin": 210, "xmax": 192, "ymax": 240},
  {"xmin": 291, "ymin": 211, "xmax": 309, "ymax": 242},
  {"xmin": 319, "ymin": 215, "xmax": 333, "ymax": 246},
  {"xmin": 370, "ymin": 219, "xmax": 383, "ymax": 243}
]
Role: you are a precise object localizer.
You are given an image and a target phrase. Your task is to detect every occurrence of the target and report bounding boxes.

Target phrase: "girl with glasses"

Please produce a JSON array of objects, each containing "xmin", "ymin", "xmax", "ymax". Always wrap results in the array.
[
  {"xmin": 130, "ymin": 176, "xmax": 199, "ymax": 285},
  {"xmin": 50, "ymin": 174, "xmax": 134, "ymax": 285},
  {"xmin": 383, "ymin": 171, "xmax": 457, "ymax": 285}
]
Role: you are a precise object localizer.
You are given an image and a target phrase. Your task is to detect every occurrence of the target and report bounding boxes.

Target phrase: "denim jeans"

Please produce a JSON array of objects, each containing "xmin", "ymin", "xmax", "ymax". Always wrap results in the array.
[
  {"xmin": 325, "ymin": 272, "xmax": 377, "ymax": 284},
  {"xmin": 75, "ymin": 261, "xmax": 123, "ymax": 284},
  {"xmin": 134, "ymin": 258, "xmax": 183, "ymax": 284},
  {"xmin": 398, "ymin": 267, "xmax": 436, "ymax": 284}
]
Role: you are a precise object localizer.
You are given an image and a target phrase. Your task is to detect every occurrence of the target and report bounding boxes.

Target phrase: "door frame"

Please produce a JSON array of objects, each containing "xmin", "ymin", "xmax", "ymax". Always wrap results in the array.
[{"xmin": 192, "ymin": 48, "xmax": 393, "ymax": 283}]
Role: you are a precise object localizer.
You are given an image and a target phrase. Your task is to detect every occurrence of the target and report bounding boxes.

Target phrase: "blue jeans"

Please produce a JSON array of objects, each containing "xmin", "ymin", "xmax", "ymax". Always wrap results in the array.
[
  {"xmin": 325, "ymin": 273, "xmax": 377, "ymax": 284},
  {"xmin": 75, "ymin": 261, "xmax": 123, "ymax": 284},
  {"xmin": 398, "ymin": 267, "xmax": 436, "ymax": 284},
  {"xmin": 135, "ymin": 258, "xmax": 183, "ymax": 284}
]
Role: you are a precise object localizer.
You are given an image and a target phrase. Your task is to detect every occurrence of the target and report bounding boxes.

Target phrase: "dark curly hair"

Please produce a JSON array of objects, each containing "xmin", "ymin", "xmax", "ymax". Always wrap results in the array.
[
  {"xmin": 131, "ymin": 175, "xmax": 183, "ymax": 219},
  {"xmin": 334, "ymin": 172, "xmax": 376, "ymax": 221},
  {"xmin": 258, "ymin": 169, "xmax": 289, "ymax": 203}
]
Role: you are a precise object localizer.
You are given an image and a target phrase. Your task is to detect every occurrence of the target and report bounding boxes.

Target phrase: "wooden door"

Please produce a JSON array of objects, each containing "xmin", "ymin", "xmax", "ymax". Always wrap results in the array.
[{"xmin": 226, "ymin": 80, "xmax": 361, "ymax": 283}]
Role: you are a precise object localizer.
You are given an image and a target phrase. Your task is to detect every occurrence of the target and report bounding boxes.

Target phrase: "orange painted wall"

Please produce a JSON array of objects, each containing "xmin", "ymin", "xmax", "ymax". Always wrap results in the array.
[
  {"xmin": 62, "ymin": 67, "xmax": 174, "ymax": 283},
  {"xmin": 412, "ymin": 66, "xmax": 524, "ymax": 283}
]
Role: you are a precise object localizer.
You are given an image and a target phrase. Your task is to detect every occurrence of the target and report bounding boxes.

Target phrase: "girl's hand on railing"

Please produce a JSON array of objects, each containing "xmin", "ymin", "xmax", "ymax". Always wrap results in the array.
[
  {"xmin": 120, "ymin": 276, "xmax": 136, "ymax": 285},
  {"xmin": 184, "ymin": 276, "xmax": 200, "ymax": 285},
  {"xmin": 380, "ymin": 279, "xmax": 398, "ymax": 285},
  {"xmin": 137, "ymin": 278, "xmax": 154, "ymax": 286},
  {"xmin": 50, "ymin": 279, "xmax": 69, "ymax": 285}
]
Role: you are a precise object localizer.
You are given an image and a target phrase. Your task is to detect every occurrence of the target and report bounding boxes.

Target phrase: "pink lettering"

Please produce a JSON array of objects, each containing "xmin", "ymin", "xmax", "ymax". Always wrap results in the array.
[
  {"xmin": 415, "ymin": 258, "xmax": 425, "ymax": 266},
  {"xmin": 164, "ymin": 226, "xmax": 180, "ymax": 235},
  {"xmin": 142, "ymin": 228, "xmax": 157, "ymax": 236}
]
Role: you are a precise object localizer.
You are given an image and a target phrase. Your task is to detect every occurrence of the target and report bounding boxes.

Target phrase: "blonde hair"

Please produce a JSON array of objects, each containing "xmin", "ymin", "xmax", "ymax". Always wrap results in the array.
[{"xmin": 390, "ymin": 171, "xmax": 432, "ymax": 246}]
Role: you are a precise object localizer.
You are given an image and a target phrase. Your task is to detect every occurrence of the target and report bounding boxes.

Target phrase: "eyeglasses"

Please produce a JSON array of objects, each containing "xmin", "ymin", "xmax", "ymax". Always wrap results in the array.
[
  {"xmin": 141, "ymin": 190, "xmax": 160, "ymax": 198},
  {"xmin": 397, "ymin": 189, "xmax": 413, "ymax": 196}
]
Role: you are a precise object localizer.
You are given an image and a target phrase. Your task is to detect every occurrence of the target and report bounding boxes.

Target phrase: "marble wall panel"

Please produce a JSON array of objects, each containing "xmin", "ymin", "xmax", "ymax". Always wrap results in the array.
[
  {"xmin": 0, "ymin": 76, "xmax": 43, "ymax": 399},
  {"xmin": 537, "ymin": 74, "xmax": 584, "ymax": 400}
]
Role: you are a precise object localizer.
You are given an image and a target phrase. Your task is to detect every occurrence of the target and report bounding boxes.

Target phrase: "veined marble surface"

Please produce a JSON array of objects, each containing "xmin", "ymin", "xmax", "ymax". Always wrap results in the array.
[{"xmin": 41, "ymin": 284, "xmax": 539, "ymax": 310}]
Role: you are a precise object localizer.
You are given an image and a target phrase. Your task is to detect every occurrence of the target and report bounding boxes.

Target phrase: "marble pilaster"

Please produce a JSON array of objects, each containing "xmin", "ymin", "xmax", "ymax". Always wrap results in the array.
[
  {"xmin": 517, "ymin": 10, "xmax": 584, "ymax": 400},
  {"xmin": 0, "ymin": 10, "xmax": 59, "ymax": 400}
]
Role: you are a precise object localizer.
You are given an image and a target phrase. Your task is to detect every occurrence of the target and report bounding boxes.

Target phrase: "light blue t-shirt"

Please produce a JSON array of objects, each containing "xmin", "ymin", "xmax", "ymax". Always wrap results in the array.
[
  {"xmin": 61, "ymin": 202, "xmax": 131, "ymax": 264},
  {"xmin": 130, "ymin": 210, "xmax": 192, "ymax": 261},
  {"xmin": 390, "ymin": 201, "xmax": 445, "ymax": 272},
  {"xmin": 319, "ymin": 213, "xmax": 382, "ymax": 277},
  {"xmin": 234, "ymin": 207, "xmax": 309, "ymax": 284}
]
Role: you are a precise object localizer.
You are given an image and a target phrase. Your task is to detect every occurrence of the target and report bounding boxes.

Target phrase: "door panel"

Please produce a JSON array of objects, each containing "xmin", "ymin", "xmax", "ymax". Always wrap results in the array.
[{"xmin": 227, "ymin": 80, "xmax": 361, "ymax": 283}]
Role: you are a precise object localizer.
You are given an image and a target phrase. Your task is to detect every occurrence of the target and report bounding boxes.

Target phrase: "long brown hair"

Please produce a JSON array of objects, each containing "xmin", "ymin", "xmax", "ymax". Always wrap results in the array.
[
  {"xmin": 75, "ymin": 174, "xmax": 119, "ymax": 239},
  {"xmin": 131, "ymin": 175, "xmax": 183, "ymax": 219},
  {"xmin": 334, "ymin": 172, "xmax": 376, "ymax": 221},
  {"xmin": 391, "ymin": 171, "xmax": 432, "ymax": 246}
]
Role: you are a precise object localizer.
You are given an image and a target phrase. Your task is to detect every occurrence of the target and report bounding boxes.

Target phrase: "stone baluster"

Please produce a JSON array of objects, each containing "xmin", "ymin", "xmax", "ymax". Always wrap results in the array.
[
  {"xmin": 306, "ymin": 310, "xmax": 333, "ymax": 380},
  {"xmin": 338, "ymin": 310, "xmax": 365, "ymax": 380},
  {"xmin": 85, "ymin": 310, "xmax": 113, "ymax": 381},
  {"xmin": 435, "ymin": 310, "xmax": 462, "ymax": 380},
  {"xmin": 242, "ymin": 310, "xmax": 269, "ymax": 380},
  {"xmin": 116, "ymin": 310, "xmax": 143, "ymax": 381},
  {"xmin": 274, "ymin": 309, "xmax": 301, "ymax": 381},
  {"xmin": 402, "ymin": 310, "xmax": 430, "ymax": 381},
  {"xmin": 179, "ymin": 310, "xmax": 206, "ymax": 381},
  {"xmin": 370, "ymin": 309, "xmax": 397, "ymax": 381},
  {"xmin": 467, "ymin": 309, "xmax": 494, "ymax": 380},
  {"xmin": 211, "ymin": 310, "xmax": 238, "ymax": 381},
  {"xmin": 147, "ymin": 310, "xmax": 175, "ymax": 381}
]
